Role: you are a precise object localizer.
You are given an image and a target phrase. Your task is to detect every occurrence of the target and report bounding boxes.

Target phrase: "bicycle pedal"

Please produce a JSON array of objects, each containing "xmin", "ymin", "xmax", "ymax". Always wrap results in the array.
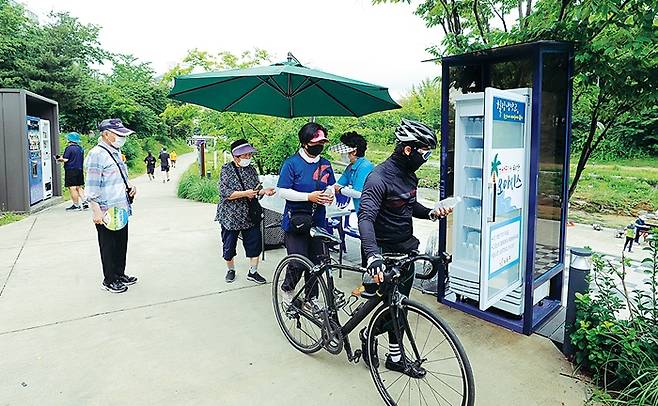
[{"xmin": 352, "ymin": 349, "xmax": 362, "ymax": 364}]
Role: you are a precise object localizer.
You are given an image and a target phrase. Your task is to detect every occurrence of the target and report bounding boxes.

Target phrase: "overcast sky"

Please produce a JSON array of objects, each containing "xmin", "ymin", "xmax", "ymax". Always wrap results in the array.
[{"xmin": 22, "ymin": 0, "xmax": 444, "ymax": 100}]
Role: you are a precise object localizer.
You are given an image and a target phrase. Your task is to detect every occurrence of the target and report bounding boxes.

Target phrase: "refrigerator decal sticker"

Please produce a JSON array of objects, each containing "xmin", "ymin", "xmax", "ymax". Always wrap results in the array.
[
  {"xmin": 491, "ymin": 149, "xmax": 525, "ymax": 215},
  {"xmin": 488, "ymin": 216, "xmax": 522, "ymax": 278},
  {"xmin": 493, "ymin": 97, "xmax": 526, "ymax": 123}
]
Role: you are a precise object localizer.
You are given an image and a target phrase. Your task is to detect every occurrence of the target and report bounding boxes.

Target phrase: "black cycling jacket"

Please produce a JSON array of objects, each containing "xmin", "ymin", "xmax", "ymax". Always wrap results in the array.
[{"xmin": 358, "ymin": 154, "xmax": 432, "ymax": 260}]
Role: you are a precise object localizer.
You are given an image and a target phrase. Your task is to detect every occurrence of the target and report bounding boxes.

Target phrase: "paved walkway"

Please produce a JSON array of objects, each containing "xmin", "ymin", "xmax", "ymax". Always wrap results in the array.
[
  {"xmin": 0, "ymin": 153, "xmax": 588, "ymax": 405},
  {"xmin": 566, "ymin": 223, "xmax": 655, "ymax": 292}
]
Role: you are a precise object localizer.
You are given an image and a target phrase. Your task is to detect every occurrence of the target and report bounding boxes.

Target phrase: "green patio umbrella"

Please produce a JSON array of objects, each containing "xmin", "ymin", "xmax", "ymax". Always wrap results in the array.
[{"xmin": 167, "ymin": 53, "xmax": 400, "ymax": 118}]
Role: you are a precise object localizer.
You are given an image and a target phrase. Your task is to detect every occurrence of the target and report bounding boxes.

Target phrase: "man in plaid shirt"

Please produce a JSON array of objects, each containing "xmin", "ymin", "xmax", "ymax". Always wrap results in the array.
[{"xmin": 85, "ymin": 118, "xmax": 138, "ymax": 293}]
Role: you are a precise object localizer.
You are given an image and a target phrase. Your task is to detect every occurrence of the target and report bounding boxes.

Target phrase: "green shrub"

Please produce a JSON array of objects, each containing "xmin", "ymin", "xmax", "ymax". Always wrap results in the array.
[
  {"xmin": 177, "ymin": 165, "xmax": 219, "ymax": 204},
  {"xmin": 572, "ymin": 230, "xmax": 658, "ymax": 405}
]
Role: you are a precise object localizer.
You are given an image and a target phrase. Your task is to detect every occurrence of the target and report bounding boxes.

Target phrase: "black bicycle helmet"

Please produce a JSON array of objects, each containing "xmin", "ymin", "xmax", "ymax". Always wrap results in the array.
[{"xmin": 394, "ymin": 118, "xmax": 437, "ymax": 149}]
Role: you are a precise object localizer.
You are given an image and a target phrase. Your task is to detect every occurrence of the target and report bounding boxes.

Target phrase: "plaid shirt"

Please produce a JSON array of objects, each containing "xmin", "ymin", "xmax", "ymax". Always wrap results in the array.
[{"xmin": 85, "ymin": 140, "xmax": 132, "ymax": 215}]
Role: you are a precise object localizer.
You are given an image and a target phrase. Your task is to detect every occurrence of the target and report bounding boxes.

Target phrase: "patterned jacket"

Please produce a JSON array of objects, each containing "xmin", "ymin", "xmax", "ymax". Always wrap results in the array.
[{"xmin": 215, "ymin": 162, "xmax": 260, "ymax": 230}]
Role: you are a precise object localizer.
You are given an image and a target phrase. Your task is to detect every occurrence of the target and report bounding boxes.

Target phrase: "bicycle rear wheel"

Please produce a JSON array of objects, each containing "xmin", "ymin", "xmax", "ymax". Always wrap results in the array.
[
  {"xmin": 272, "ymin": 254, "xmax": 328, "ymax": 354},
  {"xmin": 366, "ymin": 299, "xmax": 475, "ymax": 406}
]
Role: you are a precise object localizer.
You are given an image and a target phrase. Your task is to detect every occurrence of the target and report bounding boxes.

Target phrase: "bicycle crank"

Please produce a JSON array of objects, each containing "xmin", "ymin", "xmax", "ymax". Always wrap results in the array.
[{"xmin": 322, "ymin": 319, "xmax": 344, "ymax": 355}]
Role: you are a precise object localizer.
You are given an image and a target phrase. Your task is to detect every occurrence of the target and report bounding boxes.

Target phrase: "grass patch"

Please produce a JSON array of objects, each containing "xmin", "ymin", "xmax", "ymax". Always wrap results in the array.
[
  {"xmin": 177, "ymin": 162, "xmax": 219, "ymax": 204},
  {"xmin": 0, "ymin": 212, "xmax": 26, "ymax": 227},
  {"xmin": 570, "ymin": 158, "xmax": 658, "ymax": 216}
]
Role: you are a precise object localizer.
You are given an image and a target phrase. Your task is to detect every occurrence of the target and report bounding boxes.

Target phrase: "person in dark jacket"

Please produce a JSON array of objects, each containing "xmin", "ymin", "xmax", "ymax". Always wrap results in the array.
[{"xmin": 357, "ymin": 118, "xmax": 451, "ymax": 377}]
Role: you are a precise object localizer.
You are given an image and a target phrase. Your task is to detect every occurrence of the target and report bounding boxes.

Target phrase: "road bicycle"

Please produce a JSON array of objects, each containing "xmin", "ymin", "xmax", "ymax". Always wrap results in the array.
[{"xmin": 272, "ymin": 227, "xmax": 475, "ymax": 405}]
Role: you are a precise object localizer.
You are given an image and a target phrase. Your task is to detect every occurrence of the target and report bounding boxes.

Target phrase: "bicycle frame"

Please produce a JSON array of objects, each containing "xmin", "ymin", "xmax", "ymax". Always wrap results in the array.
[{"xmin": 290, "ymin": 243, "xmax": 444, "ymax": 363}]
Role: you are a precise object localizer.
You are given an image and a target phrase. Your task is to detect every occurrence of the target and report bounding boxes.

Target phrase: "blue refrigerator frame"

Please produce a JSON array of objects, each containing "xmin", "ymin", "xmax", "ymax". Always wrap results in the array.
[{"xmin": 437, "ymin": 41, "xmax": 574, "ymax": 335}]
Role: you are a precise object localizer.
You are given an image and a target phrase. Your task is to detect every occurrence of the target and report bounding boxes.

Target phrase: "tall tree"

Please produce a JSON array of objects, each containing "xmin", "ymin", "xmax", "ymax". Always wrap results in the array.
[{"xmin": 374, "ymin": 0, "xmax": 658, "ymax": 199}]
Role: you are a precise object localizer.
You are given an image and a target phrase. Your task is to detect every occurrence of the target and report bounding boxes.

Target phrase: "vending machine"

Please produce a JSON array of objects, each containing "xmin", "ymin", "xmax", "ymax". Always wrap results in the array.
[
  {"xmin": 449, "ymin": 87, "xmax": 550, "ymax": 316},
  {"xmin": 26, "ymin": 116, "xmax": 44, "ymax": 205},
  {"xmin": 39, "ymin": 119, "xmax": 53, "ymax": 199}
]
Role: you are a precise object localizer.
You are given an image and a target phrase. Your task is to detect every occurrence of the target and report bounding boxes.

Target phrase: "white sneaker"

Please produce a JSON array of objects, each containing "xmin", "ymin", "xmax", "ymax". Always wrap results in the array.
[
  {"xmin": 303, "ymin": 298, "xmax": 324, "ymax": 320},
  {"xmin": 282, "ymin": 289, "xmax": 295, "ymax": 306}
]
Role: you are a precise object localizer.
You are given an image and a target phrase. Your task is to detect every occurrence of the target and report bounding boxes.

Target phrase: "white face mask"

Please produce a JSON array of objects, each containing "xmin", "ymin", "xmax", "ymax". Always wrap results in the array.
[
  {"xmin": 112, "ymin": 135, "xmax": 126, "ymax": 149},
  {"xmin": 238, "ymin": 158, "xmax": 251, "ymax": 167}
]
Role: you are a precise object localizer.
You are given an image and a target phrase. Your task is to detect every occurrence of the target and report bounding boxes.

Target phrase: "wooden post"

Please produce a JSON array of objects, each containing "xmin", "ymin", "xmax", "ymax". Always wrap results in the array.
[{"xmin": 200, "ymin": 142, "xmax": 206, "ymax": 177}]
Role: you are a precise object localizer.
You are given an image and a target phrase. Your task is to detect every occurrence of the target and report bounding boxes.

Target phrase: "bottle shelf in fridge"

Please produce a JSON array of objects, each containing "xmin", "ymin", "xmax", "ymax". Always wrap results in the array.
[
  {"xmin": 465, "ymin": 177, "xmax": 483, "ymax": 197},
  {"xmin": 463, "ymin": 116, "xmax": 484, "ymax": 138},
  {"xmin": 466, "ymin": 148, "xmax": 483, "ymax": 167}
]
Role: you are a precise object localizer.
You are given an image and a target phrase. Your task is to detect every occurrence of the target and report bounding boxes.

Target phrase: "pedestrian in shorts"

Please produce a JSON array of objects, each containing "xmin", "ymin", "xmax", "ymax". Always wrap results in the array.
[
  {"xmin": 144, "ymin": 151, "xmax": 156, "ymax": 181},
  {"xmin": 57, "ymin": 132, "xmax": 89, "ymax": 211},
  {"xmin": 159, "ymin": 147, "xmax": 170, "ymax": 183},
  {"xmin": 170, "ymin": 150, "xmax": 177, "ymax": 168}
]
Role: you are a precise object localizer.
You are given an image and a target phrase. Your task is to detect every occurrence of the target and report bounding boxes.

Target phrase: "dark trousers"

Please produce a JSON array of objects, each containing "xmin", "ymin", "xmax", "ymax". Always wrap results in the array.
[
  {"xmin": 221, "ymin": 225, "xmax": 262, "ymax": 261},
  {"xmin": 95, "ymin": 224, "xmax": 128, "ymax": 284},
  {"xmin": 370, "ymin": 245, "xmax": 416, "ymax": 345},
  {"xmin": 282, "ymin": 231, "xmax": 324, "ymax": 299},
  {"xmin": 624, "ymin": 237, "xmax": 634, "ymax": 252}
]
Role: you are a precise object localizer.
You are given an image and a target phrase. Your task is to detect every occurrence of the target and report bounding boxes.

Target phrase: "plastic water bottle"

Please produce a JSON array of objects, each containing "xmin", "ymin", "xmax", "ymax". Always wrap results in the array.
[
  {"xmin": 362, "ymin": 272, "xmax": 376, "ymax": 285},
  {"xmin": 434, "ymin": 196, "xmax": 462, "ymax": 210},
  {"xmin": 322, "ymin": 185, "xmax": 335, "ymax": 206}
]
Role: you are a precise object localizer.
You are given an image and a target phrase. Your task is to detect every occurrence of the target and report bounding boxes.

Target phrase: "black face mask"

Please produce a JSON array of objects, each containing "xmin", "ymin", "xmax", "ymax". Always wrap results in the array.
[
  {"xmin": 306, "ymin": 144, "xmax": 324, "ymax": 157},
  {"xmin": 397, "ymin": 148, "xmax": 426, "ymax": 173}
]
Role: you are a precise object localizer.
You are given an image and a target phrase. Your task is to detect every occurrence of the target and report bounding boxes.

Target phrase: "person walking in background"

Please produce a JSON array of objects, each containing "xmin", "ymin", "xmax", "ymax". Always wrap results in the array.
[
  {"xmin": 624, "ymin": 223, "xmax": 636, "ymax": 252},
  {"xmin": 170, "ymin": 150, "xmax": 177, "ymax": 168},
  {"xmin": 634, "ymin": 216, "xmax": 647, "ymax": 244},
  {"xmin": 277, "ymin": 122, "xmax": 335, "ymax": 305},
  {"xmin": 159, "ymin": 147, "xmax": 170, "ymax": 183},
  {"xmin": 56, "ymin": 132, "xmax": 89, "ymax": 211},
  {"xmin": 85, "ymin": 119, "xmax": 138, "ymax": 294},
  {"xmin": 144, "ymin": 151, "xmax": 156, "ymax": 181},
  {"xmin": 216, "ymin": 139, "xmax": 275, "ymax": 284}
]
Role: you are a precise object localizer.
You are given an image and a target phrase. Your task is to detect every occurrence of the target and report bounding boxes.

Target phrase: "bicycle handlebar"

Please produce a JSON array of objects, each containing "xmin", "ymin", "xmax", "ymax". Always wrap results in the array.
[{"xmin": 377, "ymin": 252, "xmax": 451, "ymax": 282}]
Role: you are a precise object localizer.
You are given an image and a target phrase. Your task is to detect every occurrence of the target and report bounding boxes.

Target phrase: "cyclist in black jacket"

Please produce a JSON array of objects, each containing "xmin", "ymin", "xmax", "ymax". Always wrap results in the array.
[{"xmin": 357, "ymin": 119, "xmax": 451, "ymax": 377}]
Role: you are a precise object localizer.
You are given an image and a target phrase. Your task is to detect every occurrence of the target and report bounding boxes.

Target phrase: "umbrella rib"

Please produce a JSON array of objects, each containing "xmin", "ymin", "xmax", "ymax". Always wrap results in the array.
[
  {"xmin": 293, "ymin": 77, "xmax": 399, "ymax": 108},
  {"xmin": 168, "ymin": 76, "xmax": 245, "ymax": 98},
  {"xmin": 290, "ymin": 78, "xmax": 317, "ymax": 97},
  {"xmin": 258, "ymin": 76, "xmax": 287, "ymax": 97},
  {"xmin": 314, "ymin": 83, "xmax": 359, "ymax": 116},
  {"xmin": 222, "ymin": 81, "xmax": 266, "ymax": 112},
  {"xmin": 291, "ymin": 76, "xmax": 312, "ymax": 96}
]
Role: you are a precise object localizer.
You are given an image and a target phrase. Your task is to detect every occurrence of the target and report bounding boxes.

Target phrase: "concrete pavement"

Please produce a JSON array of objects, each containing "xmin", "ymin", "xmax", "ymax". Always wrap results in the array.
[{"xmin": 0, "ymin": 153, "xmax": 588, "ymax": 405}]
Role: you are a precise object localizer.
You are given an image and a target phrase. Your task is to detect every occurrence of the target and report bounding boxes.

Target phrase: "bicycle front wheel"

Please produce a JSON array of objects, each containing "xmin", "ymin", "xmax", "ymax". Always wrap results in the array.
[
  {"xmin": 366, "ymin": 299, "xmax": 475, "ymax": 406},
  {"xmin": 272, "ymin": 254, "xmax": 328, "ymax": 354}
]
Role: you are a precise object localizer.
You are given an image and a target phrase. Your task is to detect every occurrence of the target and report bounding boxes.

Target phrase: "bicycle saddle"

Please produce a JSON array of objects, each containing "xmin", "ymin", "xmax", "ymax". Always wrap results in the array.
[{"xmin": 310, "ymin": 227, "xmax": 342, "ymax": 245}]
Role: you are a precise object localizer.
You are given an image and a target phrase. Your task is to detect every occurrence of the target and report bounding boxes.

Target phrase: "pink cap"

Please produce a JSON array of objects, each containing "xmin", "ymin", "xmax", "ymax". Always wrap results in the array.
[{"xmin": 310, "ymin": 129, "xmax": 329, "ymax": 143}]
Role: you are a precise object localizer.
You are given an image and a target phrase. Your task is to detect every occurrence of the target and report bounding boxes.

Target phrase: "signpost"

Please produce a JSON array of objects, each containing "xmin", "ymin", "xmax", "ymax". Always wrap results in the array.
[{"xmin": 188, "ymin": 136, "xmax": 217, "ymax": 178}]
